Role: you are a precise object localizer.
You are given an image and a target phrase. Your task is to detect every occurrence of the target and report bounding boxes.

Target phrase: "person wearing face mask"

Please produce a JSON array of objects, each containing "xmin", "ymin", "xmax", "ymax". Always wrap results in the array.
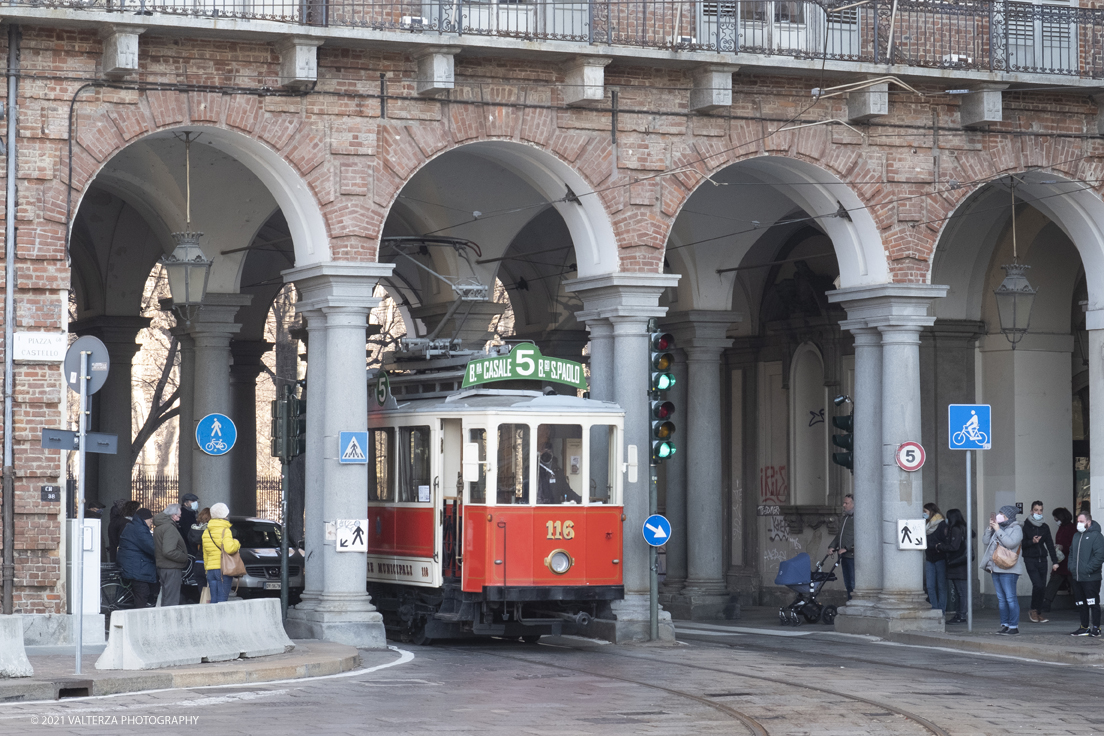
[
  {"xmin": 177, "ymin": 493, "xmax": 201, "ymax": 558},
  {"xmin": 1068, "ymin": 511, "xmax": 1104, "ymax": 636},
  {"xmin": 1042, "ymin": 507, "xmax": 1075, "ymax": 616},
  {"xmin": 1022, "ymin": 500, "xmax": 1059, "ymax": 623},
  {"xmin": 981, "ymin": 504, "xmax": 1025, "ymax": 635},
  {"xmin": 923, "ymin": 503, "xmax": 949, "ymax": 613}
]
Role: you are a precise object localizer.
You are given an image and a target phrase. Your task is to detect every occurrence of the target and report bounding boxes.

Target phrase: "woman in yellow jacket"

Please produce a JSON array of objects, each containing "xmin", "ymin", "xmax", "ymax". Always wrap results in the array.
[{"xmin": 201, "ymin": 503, "xmax": 241, "ymax": 603}]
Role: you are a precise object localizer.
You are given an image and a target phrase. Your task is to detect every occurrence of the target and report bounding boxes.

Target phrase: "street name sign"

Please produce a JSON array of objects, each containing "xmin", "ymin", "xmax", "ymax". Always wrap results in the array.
[{"xmin": 13, "ymin": 332, "xmax": 66, "ymax": 362}]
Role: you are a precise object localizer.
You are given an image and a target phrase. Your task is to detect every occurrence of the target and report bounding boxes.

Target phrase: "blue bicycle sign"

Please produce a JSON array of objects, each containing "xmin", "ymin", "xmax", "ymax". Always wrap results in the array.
[
  {"xmin": 948, "ymin": 404, "xmax": 991, "ymax": 451},
  {"xmin": 196, "ymin": 413, "xmax": 237, "ymax": 456}
]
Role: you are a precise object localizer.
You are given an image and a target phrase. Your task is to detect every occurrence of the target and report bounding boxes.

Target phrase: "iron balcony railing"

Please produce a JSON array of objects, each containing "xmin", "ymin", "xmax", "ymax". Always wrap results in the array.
[{"xmin": 9, "ymin": 0, "xmax": 1104, "ymax": 78}]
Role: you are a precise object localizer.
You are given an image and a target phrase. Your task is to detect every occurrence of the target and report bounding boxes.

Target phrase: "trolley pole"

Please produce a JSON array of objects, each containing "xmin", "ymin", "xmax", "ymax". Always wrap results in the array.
[{"xmin": 649, "ymin": 464, "xmax": 658, "ymax": 641}]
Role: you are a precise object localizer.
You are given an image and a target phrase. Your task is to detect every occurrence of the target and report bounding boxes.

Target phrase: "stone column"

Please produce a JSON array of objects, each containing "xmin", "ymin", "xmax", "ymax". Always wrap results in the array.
[
  {"xmin": 668, "ymin": 310, "xmax": 739, "ymax": 619},
  {"xmin": 282, "ymin": 262, "xmax": 393, "ymax": 649},
  {"xmin": 845, "ymin": 327, "xmax": 883, "ymax": 603},
  {"xmin": 828, "ymin": 284, "xmax": 948, "ymax": 635},
  {"xmin": 71, "ymin": 316, "xmax": 151, "ymax": 506},
  {"xmin": 1088, "ymin": 317, "xmax": 1104, "ymax": 515},
  {"xmin": 229, "ymin": 340, "xmax": 272, "ymax": 517},
  {"xmin": 567, "ymin": 272, "xmax": 680, "ymax": 643},
  {"xmin": 175, "ymin": 332, "xmax": 195, "ymax": 500},
  {"xmin": 186, "ymin": 294, "xmax": 252, "ymax": 511}
]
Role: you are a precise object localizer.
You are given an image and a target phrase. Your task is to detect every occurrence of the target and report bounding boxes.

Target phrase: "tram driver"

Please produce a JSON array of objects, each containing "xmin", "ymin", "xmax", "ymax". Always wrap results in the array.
[{"xmin": 538, "ymin": 442, "xmax": 582, "ymax": 505}]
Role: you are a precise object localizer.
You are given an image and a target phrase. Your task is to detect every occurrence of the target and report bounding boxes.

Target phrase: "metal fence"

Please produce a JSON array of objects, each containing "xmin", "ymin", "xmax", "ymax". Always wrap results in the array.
[
  {"xmin": 128, "ymin": 474, "xmax": 284, "ymax": 523},
  {"xmin": 8, "ymin": 0, "xmax": 1104, "ymax": 78}
]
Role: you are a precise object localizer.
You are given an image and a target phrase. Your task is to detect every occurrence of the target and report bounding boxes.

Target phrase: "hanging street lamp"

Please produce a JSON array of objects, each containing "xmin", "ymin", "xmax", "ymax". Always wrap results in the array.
[
  {"xmin": 161, "ymin": 132, "xmax": 211, "ymax": 325},
  {"xmin": 993, "ymin": 176, "xmax": 1037, "ymax": 349}
]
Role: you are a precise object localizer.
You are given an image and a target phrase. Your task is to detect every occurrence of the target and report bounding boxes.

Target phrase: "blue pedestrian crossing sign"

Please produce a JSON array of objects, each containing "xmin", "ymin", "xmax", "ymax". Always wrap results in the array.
[
  {"xmin": 948, "ymin": 404, "xmax": 991, "ymax": 450},
  {"xmin": 642, "ymin": 514, "xmax": 672, "ymax": 547},
  {"xmin": 196, "ymin": 413, "xmax": 236, "ymax": 456},
  {"xmin": 339, "ymin": 431, "xmax": 369, "ymax": 464}
]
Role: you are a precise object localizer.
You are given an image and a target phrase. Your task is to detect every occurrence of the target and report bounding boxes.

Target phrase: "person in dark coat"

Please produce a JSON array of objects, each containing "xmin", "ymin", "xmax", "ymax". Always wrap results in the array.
[
  {"xmin": 828, "ymin": 494, "xmax": 855, "ymax": 600},
  {"xmin": 177, "ymin": 493, "xmax": 200, "ymax": 558},
  {"xmin": 936, "ymin": 508, "xmax": 969, "ymax": 624},
  {"xmin": 923, "ymin": 503, "xmax": 949, "ymax": 612},
  {"xmin": 1043, "ymin": 507, "xmax": 1076, "ymax": 615},
  {"xmin": 116, "ymin": 508, "xmax": 159, "ymax": 607},
  {"xmin": 107, "ymin": 500, "xmax": 140, "ymax": 563},
  {"xmin": 1022, "ymin": 500, "xmax": 1059, "ymax": 623},
  {"xmin": 1068, "ymin": 510, "xmax": 1104, "ymax": 637}
]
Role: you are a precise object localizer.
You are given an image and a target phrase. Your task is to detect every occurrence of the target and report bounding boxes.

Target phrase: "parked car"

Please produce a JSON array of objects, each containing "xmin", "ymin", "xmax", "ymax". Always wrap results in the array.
[{"xmin": 224, "ymin": 516, "xmax": 305, "ymax": 604}]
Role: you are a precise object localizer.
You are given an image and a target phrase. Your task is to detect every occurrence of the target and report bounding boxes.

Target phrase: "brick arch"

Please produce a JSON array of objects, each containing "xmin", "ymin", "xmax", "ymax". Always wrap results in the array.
[
  {"xmin": 58, "ymin": 91, "xmax": 333, "ymax": 268},
  {"xmin": 372, "ymin": 133, "xmax": 621, "ymax": 278},
  {"xmin": 656, "ymin": 144, "xmax": 892, "ymax": 288}
]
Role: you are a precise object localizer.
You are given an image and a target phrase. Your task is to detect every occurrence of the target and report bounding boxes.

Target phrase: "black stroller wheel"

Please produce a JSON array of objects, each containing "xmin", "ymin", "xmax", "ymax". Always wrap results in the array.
[
  {"xmin": 801, "ymin": 603, "xmax": 822, "ymax": 623},
  {"xmin": 779, "ymin": 607, "xmax": 789, "ymax": 626},
  {"xmin": 787, "ymin": 609, "xmax": 801, "ymax": 626},
  {"xmin": 821, "ymin": 605, "xmax": 838, "ymax": 625}
]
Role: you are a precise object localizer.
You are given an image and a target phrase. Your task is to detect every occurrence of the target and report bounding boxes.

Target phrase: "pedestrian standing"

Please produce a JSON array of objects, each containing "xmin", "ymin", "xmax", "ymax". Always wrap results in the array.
[
  {"xmin": 201, "ymin": 503, "xmax": 240, "ymax": 603},
  {"xmin": 938, "ymin": 508, "xmax": 968, "ymax": 624},
  {"xmin": 828, "ymin": 494, "xmax": 855, "ymax": 600},
  {"xmin": 981, "ymin": 504, "xmax": 1025, "ymax": 635},
  {"xmin": 177, "ymin": 493, "xmax": 200, "ymax": 557},
  {"xmin": 108, "ymin": 500, "xmax": 140, "ymax": 563},
  {"xmin": 1022, "ymin": 500, "xmax": 1059, "ymax": 623},
  {"xmin": 1068, "ymin": 511, "xmax": 1104, "ymax": 637},
  {"xmin": 1042, "ymin": 507, "xmax": 1075, "ymax": 615},
  {"xmin": 153, "ymin": 504, "xmax": 190, "ymax": 606},
  {"xmin": 189, "ymin": 507, "xmax": 211, "ymax": 598},
  {"xmin": 923, "ymin": 503, "xmax": 949, "ymax": 612},
  {"xmin": 117, "ymin": 508, "xmax": 159, "ymax": 607}
]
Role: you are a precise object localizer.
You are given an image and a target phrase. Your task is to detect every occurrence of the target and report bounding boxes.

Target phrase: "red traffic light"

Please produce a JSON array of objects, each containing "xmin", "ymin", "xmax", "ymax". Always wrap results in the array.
[
  {"xmin": 651, "ymin": 400, "xmax": 675, "ymax": 420},
  {"xmin": 651, "ymin": 332, "xmax": 675, "ymax": 351}
]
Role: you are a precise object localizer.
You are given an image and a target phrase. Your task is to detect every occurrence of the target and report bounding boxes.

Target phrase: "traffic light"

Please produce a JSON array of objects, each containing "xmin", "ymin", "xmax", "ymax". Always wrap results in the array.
[
  {"xmin": 270, "ymin": 397, "xmax": 289, "ymax": 460},
  {"xmin": 648, "ymin": 322, "xmax": 676, "ymax": 463},
  {"xmin": 289, "ymin": 391, "xmax": 306, "ymax": 459},
  {"xmin": 831, "ymin": 413, "xmax": 854, "ymax": 472}
]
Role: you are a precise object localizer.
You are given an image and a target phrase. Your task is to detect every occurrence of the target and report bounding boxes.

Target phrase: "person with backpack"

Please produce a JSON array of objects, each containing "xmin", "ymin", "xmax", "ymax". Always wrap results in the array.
[
  {"xmin": 981, "ymin": 504, "xmax": 1025, "ymax": 635},
  {"xmin": 937, "ymin": 508, "xmax": 969, "ymax": 624},
  {"xmin": 1068, "ymin": 510, "xmax": 1104, "ymax": 637}
]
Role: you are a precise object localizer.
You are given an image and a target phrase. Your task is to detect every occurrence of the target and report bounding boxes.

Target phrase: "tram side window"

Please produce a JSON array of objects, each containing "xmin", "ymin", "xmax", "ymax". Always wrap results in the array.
[
  {"xmin": 536, "ymin": 424, "xmax": 583, "ymax": 505},
  {"xmin": 496, "ymin": 424, "xmax": 530, "ymax": 504},
  {"xmin": 368, "ymin": 428, "xmax": 394, "ymax": 502},
  {"xmin": 589, "ymin": 425, "xmax": 617, "ymax": 504},
  {"xmin": 468, "ymin": 428, "xmax": 487, "ymax": 504},
  {"xmin": 398, "ymin": 426, "xmax": 432, "ymax": 503}
]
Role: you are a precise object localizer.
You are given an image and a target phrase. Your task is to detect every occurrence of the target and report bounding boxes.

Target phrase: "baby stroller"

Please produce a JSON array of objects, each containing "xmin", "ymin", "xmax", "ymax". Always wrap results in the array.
[{"xmin": 775, "ymin": 551, "xmax": 840, "ymax": 626}]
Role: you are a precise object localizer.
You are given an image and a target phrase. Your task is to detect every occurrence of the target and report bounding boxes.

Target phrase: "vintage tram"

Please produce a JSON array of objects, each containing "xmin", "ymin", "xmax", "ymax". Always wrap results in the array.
[{"xmin": 363, "ymin": 344, "xmax": 625, "ymax": 643}]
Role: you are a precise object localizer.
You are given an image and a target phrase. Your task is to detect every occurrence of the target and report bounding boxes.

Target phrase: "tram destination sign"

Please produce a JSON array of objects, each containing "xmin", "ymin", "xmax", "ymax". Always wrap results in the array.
[{"xmin": 462, "ymin": 344, "xmax": 587, "ymax": 390}]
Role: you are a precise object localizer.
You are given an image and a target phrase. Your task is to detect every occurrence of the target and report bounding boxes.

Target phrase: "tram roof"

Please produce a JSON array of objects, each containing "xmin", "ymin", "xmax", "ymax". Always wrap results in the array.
[{"xmin": 372, "ymin": 388, "xmax": 624, "ymax": 418}]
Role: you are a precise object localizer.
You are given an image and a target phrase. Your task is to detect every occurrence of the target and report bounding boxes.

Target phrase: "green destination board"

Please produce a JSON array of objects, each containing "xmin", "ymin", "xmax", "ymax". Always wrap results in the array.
[{"xmin": 462, "ymin": 344, "xmax": 587, "ymax": 390}]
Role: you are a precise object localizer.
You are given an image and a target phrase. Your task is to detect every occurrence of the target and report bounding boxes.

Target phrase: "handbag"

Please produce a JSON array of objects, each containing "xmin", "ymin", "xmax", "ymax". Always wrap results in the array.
[
  {"xmin": 199, "ymin": 586, "xmax": 211, "ymax": 604},
  {"xmin": 992, "ymin": 542, "xmax": 1021, "ymax": 570},
  {"xmin": 208, "ymin": 528, "xmax": 246, "ymax": 577}
]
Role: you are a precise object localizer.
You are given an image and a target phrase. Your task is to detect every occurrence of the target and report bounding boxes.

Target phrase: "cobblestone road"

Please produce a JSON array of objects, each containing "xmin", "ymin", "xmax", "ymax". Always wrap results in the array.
[{"xmin": 2, "ymin": 621, "xmax": 1102, "ymax": 735}]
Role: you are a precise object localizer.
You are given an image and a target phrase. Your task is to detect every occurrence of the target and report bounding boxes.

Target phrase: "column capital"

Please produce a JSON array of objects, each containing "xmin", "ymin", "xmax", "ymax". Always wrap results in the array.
[
  {"xmin": 566, "ymin": 272, "xmax": 680, "ymax": 323},
  {"xmin": 284, "ymin": 262, "xmax": 394, "ymax": 315},
  {"xmin": 229, "ymin": 339, "xmax": 273, "ymax": 383},
  {"xmin": 828, "ymin": 283, "xmax": 948, "ymax": 332},
  {"xmin": 663, "ymin": 309, "xmax": 741, "ymax": 357},
  {"xmin": 173, "ymin": 293, "xmax": 252, "ymax": 340},
  {"xmin": 70, "ymin": 314, "xmax": 152, "ymax": 361}
]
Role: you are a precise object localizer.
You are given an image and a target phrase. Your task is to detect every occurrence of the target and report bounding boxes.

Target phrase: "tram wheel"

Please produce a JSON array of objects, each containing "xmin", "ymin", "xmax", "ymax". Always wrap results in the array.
[{"xmin": 412, "ymin": 624, "xmax": 433, "ymax": 646}]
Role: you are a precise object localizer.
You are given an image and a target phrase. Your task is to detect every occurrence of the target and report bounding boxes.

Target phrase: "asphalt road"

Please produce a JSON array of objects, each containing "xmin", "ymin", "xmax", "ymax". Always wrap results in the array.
[{"xmin": 2, "ymin": 622, "xmax": 1101, "ymax": 735}]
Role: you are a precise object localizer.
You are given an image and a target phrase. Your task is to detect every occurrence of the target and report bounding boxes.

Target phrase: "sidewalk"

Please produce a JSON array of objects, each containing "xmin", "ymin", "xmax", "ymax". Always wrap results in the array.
[
  {"xmin": 0, "ymin": 639, "xmax": 376, "ymax": 702},
  {"xmin": 695, "ymin": 606, "xmax": 1104, "ymax": 665}
]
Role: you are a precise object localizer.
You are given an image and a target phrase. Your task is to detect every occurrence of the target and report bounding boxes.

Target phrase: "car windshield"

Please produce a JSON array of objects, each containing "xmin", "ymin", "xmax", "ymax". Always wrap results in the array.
[{"xmin": 232, "ymin": 520, "xmax": 283, "ymax": 548}]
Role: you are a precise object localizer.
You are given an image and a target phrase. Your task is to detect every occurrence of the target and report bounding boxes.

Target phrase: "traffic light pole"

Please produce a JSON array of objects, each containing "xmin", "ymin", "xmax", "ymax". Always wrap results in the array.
[
  {"xmin": 649, "ymin": 462, "xmax": 658, "ymax": 641},
  {"xmin": 279, "ymin": 384, "xmax": 292, "ymax": 621}
]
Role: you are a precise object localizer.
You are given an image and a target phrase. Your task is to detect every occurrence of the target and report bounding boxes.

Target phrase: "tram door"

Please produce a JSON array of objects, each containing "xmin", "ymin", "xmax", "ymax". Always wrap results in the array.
[{"xmin": 442, "ymin": 419, "xmax": 464, "ymax": 579}]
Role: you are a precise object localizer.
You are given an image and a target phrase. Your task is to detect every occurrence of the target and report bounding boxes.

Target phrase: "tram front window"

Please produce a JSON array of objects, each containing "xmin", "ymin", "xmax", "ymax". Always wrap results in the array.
[
  {"xmin": 496, "ymin": 423, "xmax": 530, "ymax": 504},
  {"xmin": 590, "ymin": 425, "xmax": 617, "ymax": 504},
  {"xmin": 368, "ymin": 428, "xmax": 394, "ymax": 502},
  {"xmin": 537, "ymin": 424, "xmax": 583, "ymax": 505},
  {"xmin": 399, "ymin": 426, "xmax": 432, "ymax": 503},
  {"xmin": 468, "ymin": 428, "xmax": 487, "ymax": 504}
]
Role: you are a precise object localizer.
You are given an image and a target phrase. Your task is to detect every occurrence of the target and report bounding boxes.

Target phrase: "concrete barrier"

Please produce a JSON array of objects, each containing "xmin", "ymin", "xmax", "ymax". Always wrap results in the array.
[
  {"xmin": 0, "ymin": 615, "xmax": 33, "ymax": 677},
  {"xmin": 96, "ymin": 599, "xmax": 294, "ymax": 671}
]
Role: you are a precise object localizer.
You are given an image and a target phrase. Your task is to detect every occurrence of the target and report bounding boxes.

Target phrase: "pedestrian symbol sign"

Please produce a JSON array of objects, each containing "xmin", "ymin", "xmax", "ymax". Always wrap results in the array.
[
  {"xmin": 948, "ymin": 404, "xmax": 991, "ymax": 450},
  {"xmin": 897, "ymin": 519, "xmax": 927, "ymax": 550},
  {"xmin": 642, "ymin": 514, "xmax": 672, "ymax": 547},
  {"xmin": 196, "ymin": 413, "xmax": 236, "ymax": 456},
  {"xmin": 339, "ymin": 431, "xmax": 368, "ymax": 464},
  {"xmin": 335, "ymin": 519, "xmax": 368, "ymax": 552}
]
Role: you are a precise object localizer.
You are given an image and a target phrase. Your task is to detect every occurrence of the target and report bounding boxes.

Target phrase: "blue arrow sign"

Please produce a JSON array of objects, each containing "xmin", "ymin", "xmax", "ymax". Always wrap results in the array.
[
  {"xmin": 196, "ymin": 413, "xmax": 236, "ymax": 456},
  {"xmin": 642, "ymin": 514, "xmax": 672, "ymax": 547},
  {"xmin": 339, "ymin": 431, "xmax": 369, "ymax": 464},
  {"xmin": 948, "ymin": 404, "xmax": 991, "ymax": 450}
]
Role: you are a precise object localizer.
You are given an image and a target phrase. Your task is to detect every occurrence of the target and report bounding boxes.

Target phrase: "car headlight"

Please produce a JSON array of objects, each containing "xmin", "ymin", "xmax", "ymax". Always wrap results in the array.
[{"xmin": 545, "ymin": 549, "xmax": 573, "ymax": 575}]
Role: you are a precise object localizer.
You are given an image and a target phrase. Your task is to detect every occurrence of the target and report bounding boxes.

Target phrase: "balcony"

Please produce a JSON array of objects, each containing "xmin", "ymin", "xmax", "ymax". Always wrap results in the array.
[{"xmin": 3, "ymin": 0, "xmax": 1102, "ymax": 85}]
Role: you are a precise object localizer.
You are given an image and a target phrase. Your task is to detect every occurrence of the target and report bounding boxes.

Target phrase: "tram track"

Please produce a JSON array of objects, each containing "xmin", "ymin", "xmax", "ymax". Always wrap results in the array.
[{"xmin": 454, "ymin": 641, "xmax": 950, "ymax": 736}]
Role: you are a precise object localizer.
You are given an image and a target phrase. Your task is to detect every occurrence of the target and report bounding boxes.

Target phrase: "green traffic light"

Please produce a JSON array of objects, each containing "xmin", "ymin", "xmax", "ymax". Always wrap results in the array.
[
  {"xmin": 653, "ymin": 441, "xmax": 675, "ymax": 460},
  {"xmin": 652, "ymin": 372, "xmax": 676, "ymax": 391}
]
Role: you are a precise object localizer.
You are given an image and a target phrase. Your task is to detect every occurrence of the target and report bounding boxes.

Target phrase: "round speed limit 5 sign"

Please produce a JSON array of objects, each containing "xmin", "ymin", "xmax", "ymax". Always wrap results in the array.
[{"xmin": 895, "ymin": 441, "xmax": 926, "ymax": 472}]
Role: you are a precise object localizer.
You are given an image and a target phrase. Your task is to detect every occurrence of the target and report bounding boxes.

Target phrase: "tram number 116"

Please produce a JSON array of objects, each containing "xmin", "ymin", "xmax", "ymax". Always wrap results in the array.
[{"xmin": 546, "ymin": 520, "xmax": 575, "ymax": 540}]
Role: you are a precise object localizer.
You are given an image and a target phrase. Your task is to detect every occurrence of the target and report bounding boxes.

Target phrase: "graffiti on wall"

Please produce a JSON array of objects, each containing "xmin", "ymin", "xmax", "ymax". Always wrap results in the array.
[{"xmin": 759, "ymin": 465, "xmax": 788, "ymax": 504}]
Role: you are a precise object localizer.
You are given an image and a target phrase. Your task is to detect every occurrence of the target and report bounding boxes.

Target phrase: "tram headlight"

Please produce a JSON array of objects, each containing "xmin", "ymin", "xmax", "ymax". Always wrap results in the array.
[{"xmin": 545, "ymin": 549, "xmax": 573, "ymax": 575}]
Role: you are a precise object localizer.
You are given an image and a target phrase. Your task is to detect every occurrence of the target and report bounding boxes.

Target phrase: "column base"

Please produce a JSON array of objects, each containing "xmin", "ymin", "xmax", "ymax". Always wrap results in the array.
[
  {"xmin": 660, "ymin": 588, "xmax": 738, "ymax": 621},
  {"xmin": 834, "ymin": 592, "xmax": 944, "ymax": 636},
  {"xmin": 285, "ymin": 607, "xmax": 387, "ymax": 649},
  {"xmin": 578, "ymin": 593, "xmax": 676, "ymax": 643}
]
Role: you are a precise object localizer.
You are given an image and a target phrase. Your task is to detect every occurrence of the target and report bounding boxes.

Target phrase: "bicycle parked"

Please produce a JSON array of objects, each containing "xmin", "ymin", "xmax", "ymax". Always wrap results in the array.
[{"xmin": 100, "ymin": 555, "xmax": 200, "ymax": 616}]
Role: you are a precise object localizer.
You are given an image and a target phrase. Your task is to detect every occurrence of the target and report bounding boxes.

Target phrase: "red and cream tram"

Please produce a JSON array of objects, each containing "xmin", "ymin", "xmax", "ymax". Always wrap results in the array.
[{"xmin": 364, "ymin": 347, "xmax": 625, "ymax": 643}]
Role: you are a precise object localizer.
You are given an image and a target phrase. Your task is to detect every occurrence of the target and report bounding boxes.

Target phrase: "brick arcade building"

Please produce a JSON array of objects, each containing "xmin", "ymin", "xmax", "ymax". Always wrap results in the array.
[{"xmin": 1, "ymin": 0, "xmax": 1103, "ymax": 642}]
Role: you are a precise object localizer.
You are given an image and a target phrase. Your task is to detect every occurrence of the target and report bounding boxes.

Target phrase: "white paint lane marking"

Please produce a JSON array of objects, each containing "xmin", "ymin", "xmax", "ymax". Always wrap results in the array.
[
  {"xmin": 0, "ymin": 646, "xmax": 415, "ymax": 710},
  {"xmin": 676, "ymin": 623, "xmax": 814, "ymax": 638}
]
